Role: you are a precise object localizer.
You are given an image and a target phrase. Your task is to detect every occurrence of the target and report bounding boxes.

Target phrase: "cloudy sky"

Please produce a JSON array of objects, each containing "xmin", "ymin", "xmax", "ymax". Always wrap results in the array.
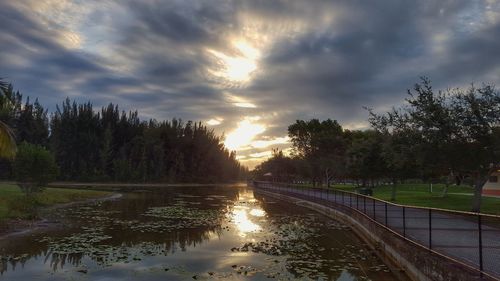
[{"xmin": 1, "ymin": 0, "xmax": 500, "ymax": 168}]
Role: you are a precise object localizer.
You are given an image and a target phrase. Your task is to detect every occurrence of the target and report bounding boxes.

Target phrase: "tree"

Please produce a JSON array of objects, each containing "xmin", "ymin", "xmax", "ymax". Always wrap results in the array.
[
  {"xmin": 451, "ymin": 84, "xmax": 500, "ymax": 211},
  {"xmin": 0, "ymin": 121, "xmax": 16, "ymax": 159},
  {"xmin": 0, "ymin": 80, "xmax": 243, "ymax": 184},
  {"xmin": 1, "ymin": 79, "xmax": 49, "ymax": 159},
  {"xmin": 369, "ymin": 78, "xmax": 459, "ymax": 196},
  {"xmin": 253, "ymin": 149, "xmax": 297, "ymax": 182},
  {"xmin": 288, "ymin": 119, "xmax": 347, "ymax": 187},
  {"xmin": 369, "ymin": 79, "xmax": 500, "ymax": 211},
  {"xmin": 381, "ymin": 131, "xmax": 419, "ymax": 200},
  {"xmin": 346, "ymin": 130, "xmax": 387, "ymax": 188},
  {"xmin": 14, "ymin": 142, "xmax": 58, "ymax": 195},
  {"xmin": 0, "ymin": 79, "xmax": 16, "ymax": 159}
]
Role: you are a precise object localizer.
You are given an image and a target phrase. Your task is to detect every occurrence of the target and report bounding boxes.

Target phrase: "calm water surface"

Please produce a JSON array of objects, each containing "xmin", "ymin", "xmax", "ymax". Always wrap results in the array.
[{"xmin": 0, "ymin": 186, "xmax": 399, "ymax": 280}]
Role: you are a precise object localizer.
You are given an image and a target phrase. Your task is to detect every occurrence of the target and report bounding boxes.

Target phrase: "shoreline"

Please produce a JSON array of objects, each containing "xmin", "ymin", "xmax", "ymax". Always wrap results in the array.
[
  {"xmin": 47, "ymin": 182, "xmax": 246, "ymax": 189},
  {"xmin": 0, "ymin": 192, "xmax": 122, "ymax": 240},
  {"xmin": 0, "ymin": 182, "xmax": 245, "ymax": 240}
]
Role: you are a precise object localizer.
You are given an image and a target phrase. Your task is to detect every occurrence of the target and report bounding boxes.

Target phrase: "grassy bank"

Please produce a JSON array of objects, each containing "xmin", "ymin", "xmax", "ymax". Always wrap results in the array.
[
  {"xmin": 0, "ymin": 184, "xmax": 112, "ymax": 221},
  {"xmin": 297, "ymin": 183, "xmax": 500, "ymax": 215}
]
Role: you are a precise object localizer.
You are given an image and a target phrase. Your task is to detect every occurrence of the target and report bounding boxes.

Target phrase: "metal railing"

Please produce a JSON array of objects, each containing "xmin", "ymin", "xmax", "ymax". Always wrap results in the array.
[{"xmin": 252, "ymin": 181, "xmax": 500, "ymax": 280}]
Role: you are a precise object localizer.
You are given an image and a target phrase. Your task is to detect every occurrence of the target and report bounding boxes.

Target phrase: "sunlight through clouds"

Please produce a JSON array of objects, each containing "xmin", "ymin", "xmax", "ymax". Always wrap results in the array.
[
  {"xmin": 207, "ymin": 118, "xmax": 223, "ymax": 126},
  {"xmin": 207, "ymin": 40, "xmax": 261, "ymax": 84},
  {"xmin": 238, "ymin": 147, "xmax": 293, "ymax": 169},
  {"xmin": 3, "ymin": 0, "xmax": 500, "ymax": 171},
  {"xmin": 225, "ymin": 93, "xmax": 257, "ymax": 108},
  {"xmin": 249, "ymin": 151, "xmax": 273, "ymax": 158},
  {"xmin": 251, "ymin": 136, "xmax": 290, "ymax": 149},
  {"xmin": 224, "ymin": 117, "xmax": 266, "ymax": 151},
  {"xmin": 209, "ymin": 50, "xmax": 257, "ymax": 82}
]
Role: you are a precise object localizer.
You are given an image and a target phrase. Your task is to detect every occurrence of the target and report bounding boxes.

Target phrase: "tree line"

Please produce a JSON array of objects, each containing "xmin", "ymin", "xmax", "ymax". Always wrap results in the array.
[
  {"xmin": 253, "ymin": 78, "xmax": 500, "ymax": 211},
  {"xmin": 0, "ymin": 80, "xmax": 246, "ymax": 183}
]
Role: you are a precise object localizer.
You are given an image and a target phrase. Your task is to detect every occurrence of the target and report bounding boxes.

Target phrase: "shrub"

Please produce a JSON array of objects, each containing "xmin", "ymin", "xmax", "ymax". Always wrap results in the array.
[{"xmin": 14, "ymin": 142, "xmax": 58, "ymax": 195}]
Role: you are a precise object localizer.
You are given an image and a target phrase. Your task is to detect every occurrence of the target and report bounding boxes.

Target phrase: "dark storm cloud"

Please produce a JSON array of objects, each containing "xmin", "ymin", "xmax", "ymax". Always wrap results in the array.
[
  {"xmin": 432, "ymin": 22, "xmax": 500, "ymax": 83},
  {"xmin": 1, "ymin": 0, "xmax": 499, "ymax": 166},
  {"xmin": 127, "ymin": 0, "xmax": 234, "ymax": 45},
  {"xmin": 0, "ymin": 2, "xmax": 113, "ymax": 107},
  {"xmin": 0, "ymin": 6, "xmax": 58, "ymax": 52},
  {"xmin": 245, "ymin": 0, "xmax": 500, "ymax": 129}
]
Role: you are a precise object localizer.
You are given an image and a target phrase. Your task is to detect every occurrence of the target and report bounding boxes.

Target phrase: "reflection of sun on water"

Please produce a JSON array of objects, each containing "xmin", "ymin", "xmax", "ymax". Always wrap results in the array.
[
  {"xmin": 231, "ymin": 190, "xmax": 266, "ymax": 237},
  {"xmin": 249, "ymin": 208, "xmax": 265, "ymax": 217},
  {"xmin": 232, "ymin": 208, "xmax": 260, "ymax": 237}
]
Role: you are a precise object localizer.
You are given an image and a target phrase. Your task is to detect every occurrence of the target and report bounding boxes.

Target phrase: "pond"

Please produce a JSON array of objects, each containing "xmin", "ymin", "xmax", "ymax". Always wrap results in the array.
[{"xmin": 0, "ymin": 185, "xmax": 400, "ymax": 280}]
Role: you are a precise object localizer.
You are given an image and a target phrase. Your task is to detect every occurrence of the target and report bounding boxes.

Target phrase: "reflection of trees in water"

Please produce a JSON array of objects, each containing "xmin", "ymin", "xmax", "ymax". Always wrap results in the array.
[
  {"xmin": 0, "ymin": 186, "xmax": 239, "ymax": 274},
  {"xmin": 49, "ymin": 252, "xmax": 83, "ymax": 272},
  {"xmin": 44, "ymin": 225, "xmax": 220, "ymax": 270},
  {"xmin": 0, "ymin": 256, "xmax": 28, "ymax": 275}
]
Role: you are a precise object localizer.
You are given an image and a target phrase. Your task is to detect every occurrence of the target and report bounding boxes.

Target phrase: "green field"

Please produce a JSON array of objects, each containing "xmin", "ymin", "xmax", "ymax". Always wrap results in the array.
[
  {"xmin": 0, "ymin": 184, "xmax": 111, "ymax": 221},
  {"xmin": 292, "ymin": 183, "xmax": 500, "ymax": 215}
]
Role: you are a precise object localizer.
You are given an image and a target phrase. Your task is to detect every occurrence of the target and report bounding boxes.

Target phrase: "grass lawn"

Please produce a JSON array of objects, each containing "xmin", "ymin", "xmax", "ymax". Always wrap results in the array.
[
  {"xmin": 297, "ymin": 183, "xmax": 500, "ymax": 215},
  {"xmin": 0, "ymin": 183, "xmax": 112, "ymax": 221}
]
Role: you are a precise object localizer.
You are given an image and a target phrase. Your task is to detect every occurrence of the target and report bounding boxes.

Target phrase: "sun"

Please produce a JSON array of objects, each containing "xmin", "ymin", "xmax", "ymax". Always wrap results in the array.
[
  {"xmin": 208, "ymin": 41, "xmax": 261, "ymax": 83},
  {"xmin": 224, "ymin": 118, "xmax": 265, "ymax": 151}
]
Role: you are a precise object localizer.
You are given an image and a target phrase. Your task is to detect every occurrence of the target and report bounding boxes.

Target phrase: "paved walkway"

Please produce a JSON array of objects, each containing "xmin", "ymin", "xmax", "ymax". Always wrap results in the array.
[{"xmin": 256, "ymin": 184, "xmax": 500, "ymax": 279}]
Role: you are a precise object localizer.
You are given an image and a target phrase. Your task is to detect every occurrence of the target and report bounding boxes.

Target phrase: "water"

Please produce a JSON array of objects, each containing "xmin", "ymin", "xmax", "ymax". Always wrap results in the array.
[{"xmin": 0, "ymin": 186, "xmax": 399, "ymax": 280}]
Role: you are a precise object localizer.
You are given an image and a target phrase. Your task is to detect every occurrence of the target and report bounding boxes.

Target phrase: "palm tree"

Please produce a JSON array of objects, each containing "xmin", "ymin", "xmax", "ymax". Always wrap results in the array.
[{"xmin": 0, "ymin": 78, "xmax": 16, "ymax": 158}]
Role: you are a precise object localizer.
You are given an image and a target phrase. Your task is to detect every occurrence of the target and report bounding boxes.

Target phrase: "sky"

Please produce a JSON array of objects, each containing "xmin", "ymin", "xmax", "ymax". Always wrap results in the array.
[{"xmin": 1, "ymin": 0, "xmax": 500, "ymax": 169}]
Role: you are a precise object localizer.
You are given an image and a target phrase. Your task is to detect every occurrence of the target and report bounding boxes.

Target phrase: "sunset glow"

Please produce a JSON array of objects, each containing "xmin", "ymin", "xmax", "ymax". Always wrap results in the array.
[
  {"xmin": 207, "ymin": 118, "xmax": 223, "ymax": 126},
  {"xmin": 2, "ymin": 0, "xmax": 498, "ymax": 171},
  {"xmin": 224, "ymin": 118, "xmax": 266, "ymax": 151},
  {"xmin": 225, "ymin": 93, "xmax": 257, "ymax": 108},
  {"xmin": 231, "ymin": 190, "xmax": 263, "ymax": 237},
  {"xmin": 208, "ymin": 41, "xmax": 261, "ymax": 83},
  {"xmin": 232, "ymin": 208, "xmax": 261, "ymax": 237}
]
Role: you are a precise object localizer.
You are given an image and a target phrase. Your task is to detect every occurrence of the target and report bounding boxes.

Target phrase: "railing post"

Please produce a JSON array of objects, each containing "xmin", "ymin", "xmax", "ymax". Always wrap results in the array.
[
  {"xmin": 373, "ymin": 199, "xmax": 376, "ymax": 220},
  {"xmin": 349, "ymin": 193, "xmax": 352, "ymax": 207},
  {"xmin": 403, "ymin": 206, "xmax": 406, "ymax": 237},
  {"xmin": 478, "ymin": 214, "xmax": 484, "ymax": 275},
  {"xmin": 385, "ymin": 202, "xmax": 388, "ymax": 226},
  {"xmin": 356, "ymin": 194, "xmax": 359, "ymax": 209},
  {"xmin": 363, "ymin": 196, "xmax": 366, "ymax": 213},
  {"xmin": 428, "ymin": 209, "xmax": 432, "ymax": 249},
  {"xmin": 342, "ymin": 191, "xmax": 344, "ymax": 205}
]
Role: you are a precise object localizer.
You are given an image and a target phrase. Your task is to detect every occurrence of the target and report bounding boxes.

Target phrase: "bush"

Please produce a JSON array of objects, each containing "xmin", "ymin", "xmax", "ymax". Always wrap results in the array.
[
  {"xmin": 6, "ymin": 195, "xmax": 38, "ymax": 219},
  {"xmin": 14, "ymin": 142, "xmax": 58, "ymax": 195}
]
